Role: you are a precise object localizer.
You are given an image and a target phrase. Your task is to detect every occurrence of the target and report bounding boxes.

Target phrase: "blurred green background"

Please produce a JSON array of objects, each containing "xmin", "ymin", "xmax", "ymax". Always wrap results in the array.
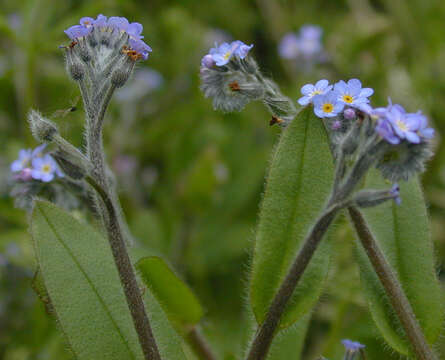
[{"xmin": 1, "ymin": 0, "xmax": 445, "ymax": 359}]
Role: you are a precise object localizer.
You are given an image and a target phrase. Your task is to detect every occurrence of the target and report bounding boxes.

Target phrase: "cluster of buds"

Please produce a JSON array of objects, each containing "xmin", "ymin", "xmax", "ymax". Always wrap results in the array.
[{"xmin": 200, "ymin": 40, "xmax": 297, "ymax": 125}]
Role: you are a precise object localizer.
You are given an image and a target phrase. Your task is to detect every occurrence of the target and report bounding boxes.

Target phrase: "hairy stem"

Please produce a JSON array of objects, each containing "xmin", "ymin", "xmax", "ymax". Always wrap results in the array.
[
  {"xmin": 82, "ymin": 77, "xmax": 161, "ymax": 359},
  {"xmin": 86, "ymin": 176, "xmax": 161, "ymax": 360},
  {"xmin": 348, "ymin": 206, "xmax": 437, "ymax": 360},
  {"xmin": 186, "ymin": 327, "xmax": 218, "ymax": 360},
  {"xmin": 246, "ymin": 203, "xmax": 342, "ymax": 360}
]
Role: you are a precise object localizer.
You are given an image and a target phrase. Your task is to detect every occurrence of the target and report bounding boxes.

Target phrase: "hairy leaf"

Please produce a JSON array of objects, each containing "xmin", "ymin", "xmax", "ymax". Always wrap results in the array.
[
  {"xmin": 268, "ymin": 315, "xmax": 310, "ymax": 360},
  {"xmin": 355, "ymin": 172, "xmax": 444, "ymax": 355},
  {"xmin": 143, "ymin": 289, "xmax": 188, "ymax": 359},
  {"xmin": 31, "ymin": 201, "xmax": 144, "ymax": 360},
  {"xmin": 250, "ymin": 106, "xmax": 334, "ymax": 328},
  {"xmin": 137, "ymin": 256, "xmax": 204, "ymax": 330}
]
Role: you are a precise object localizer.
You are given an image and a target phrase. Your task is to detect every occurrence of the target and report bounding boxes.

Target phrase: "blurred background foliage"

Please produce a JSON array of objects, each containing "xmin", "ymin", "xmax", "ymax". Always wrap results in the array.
[{"xmin": 0, "ymin": 0, "xmax": 444, "ymax": 359}]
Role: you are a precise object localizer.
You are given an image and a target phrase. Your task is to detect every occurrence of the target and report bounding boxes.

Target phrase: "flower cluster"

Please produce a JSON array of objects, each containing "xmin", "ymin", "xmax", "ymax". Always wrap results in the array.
[
  {"xmin": 10, "ymin": 145, "xmax": 63, "ymax": 183},
  {"xmin": 64, "ymin": 14, "xmax": 151, "ymax": 61},
  {"xmin": 375, "ymin": 100, "xmax": 434, "ymax": 145},
  {"xmin": 201, "ymin": 40, "xmax": 254, "ymax": 68},
  {"xmin": 278, "ymin": 25, "xmax": 324, "ymax": 61},
  {"xmin": 298, "ymin": 78, "xmax": 373, "ymax": 118},
  {"xmin": 297, "ymin": 77, "xmax": 436, "ymax": 203}
]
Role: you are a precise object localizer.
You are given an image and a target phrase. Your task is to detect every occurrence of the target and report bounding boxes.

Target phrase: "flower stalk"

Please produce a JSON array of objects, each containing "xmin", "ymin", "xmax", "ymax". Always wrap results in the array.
[{"xmin": 348, "ymin": 206, "xmax": 437, "ymax": 360}]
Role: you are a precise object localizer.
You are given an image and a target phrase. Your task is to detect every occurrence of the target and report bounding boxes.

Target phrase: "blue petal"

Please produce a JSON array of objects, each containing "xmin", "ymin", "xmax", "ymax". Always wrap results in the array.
[
  {"xmin": 298, "ymin": 96, "xmax": 311, "ymax": 105},
  {"xmin": 315, "ymin": 79, "xmax": 329, "ymax": 90},
  {"xmin": 301, "ymin": 84, "xmax": 315, "ymax": 95},
  {"xmin": 347, "ymin": 79, "xmax": 362, "ymax": 95},
  {"xmin": 314, "ymin": 107, "xmax": 325, "ymax": 118},
  {"xmin": 405, "ymin": 131, "xmax": 421, "ymax": 144},
  {"xmin": 333, "ymin": 80, "xmax": 347, "ymax": 94},
  {"xmin": 359, "ymin": 87, "xmax": 374, "ymax": 98}
]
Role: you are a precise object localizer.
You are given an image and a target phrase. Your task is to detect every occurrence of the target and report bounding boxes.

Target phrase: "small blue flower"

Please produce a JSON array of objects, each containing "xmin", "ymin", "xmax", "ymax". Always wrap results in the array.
[
  {"xmin": 408, "ymin": 111, "xmax": 435, "ymax": 140},
  {"xmin": 298, "ymin": 79, "xmax": 332, "ymax": 106},
  {"xmin": 278, "ymin": 33, "xmax": 300, "ymax": 59},
  {"xmin": 11, "ymin": 149, "xmax": 32, "ymax": 172},
  {"xmin": 209, "ymin": 41, "xmax": 253, "ymax": 66},
  {"xmin": 385, "ymin": 104, "xmax": 421, "ymax": 144},
  {"xmin": 390, "ymin": 183, "xmax": 401, "ymax": 205},
  {"xmin": 79, "ymin": 17, "xmax": 95, "ymax": 28},
  {"xmin": 64, "ymin": 24, "xmax": 91, "ymax": 40},
  {"xmin": 298, "ymin": 24, "xmax": 323, "ymax": 58},
  {"xmin": 300, "ymin": 25, "xmax": 322, "ymax": 40},
  {"xmin": 129, "ymin": 39, "xmax": 152, "ymax": 60},
  {"xmin": 313, "ymin": 91, "xmax": 344, "ymax": 118},
  {"xmin": 31, "ymin": 154, "xmax": 61, "ymax": 183},
  {"xmin": 108, "ymin": 16, "xmax": 130, "ymax": 32},
  {"xmin": 93, "ymin": 14, "xmax": 108, "ymax": 28},
  {"xmin": 334, "ymin": 79, "xmax": 374, "ymax": 108},
  {"xmin": 342, "ymin": 339, "xmax": 365, "ymax": 352},
  {"xmin": 376, "ymin": 117, "xmax": 400, "ymax": 144},
  {"xmin": 127, "ymin": 22, "xmax": 144, "ymax": 40},
  {"xmin": 232, "ymin": 40, "xmax": 253, "ymax": 58}
]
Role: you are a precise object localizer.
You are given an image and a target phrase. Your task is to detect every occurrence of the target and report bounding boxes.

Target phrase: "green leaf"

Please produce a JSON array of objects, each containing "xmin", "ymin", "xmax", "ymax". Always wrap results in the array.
[
  {"xmin": 143, "ymin": 289, "xmax": 188, "ymax": 360},
  {"xmin": 31, "ymin": 200, "xmax": 144, "ymax": 360},
  {"xmin": 137, "ymin": 256, "xmax": 204, "ymax": 329},
  {"xmin": 355, "ymin": 172, "xmax": 444, "ymax": 355},
  {"xmin": 267, "ymin": 315, "xmax": 310, "ymax": 360},
  {"xmin": 250, "ymin": 106, "xmax": 334, "ymax": 328}
]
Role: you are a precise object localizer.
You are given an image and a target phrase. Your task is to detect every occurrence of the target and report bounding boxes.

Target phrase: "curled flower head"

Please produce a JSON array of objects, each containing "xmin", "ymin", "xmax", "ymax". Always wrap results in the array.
[
  {"xmin": 63, "ymin": 14, "xmax": 151, "ymax": 61},
  {"xmin": 31, "ymin": 154, "xmax": 62, "ymax": 183},
  {"xmin": 313, "ymin": 91, "xmax": 344, "ymax": 118},
  {"xmin": 298, "ymin": 79, "xmax": 333, "ymax": 106},
  {"xmin": 334, "ymin": 79, "xmax": 374, "ymax": 108}
]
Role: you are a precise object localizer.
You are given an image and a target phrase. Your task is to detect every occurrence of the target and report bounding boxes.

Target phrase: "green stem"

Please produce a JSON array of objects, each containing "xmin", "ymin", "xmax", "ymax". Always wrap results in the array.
[
  {"xmin": 86, "ymin": 176, "xmax": 162, "ymax": 360},
  {"xmin": 186, "ymin": 327, "xmax": 218, "ymax": 360},
  {"xmin": 348, "ymin": 206, "xmax": 437, "ymax": 360}
]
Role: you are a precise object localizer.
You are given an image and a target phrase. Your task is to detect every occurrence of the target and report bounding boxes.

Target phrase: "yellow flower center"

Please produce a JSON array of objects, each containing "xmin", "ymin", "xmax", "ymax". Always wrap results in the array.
[
  {"xmin": 342, "ymin": 95, "xmax": 354, "ymax": 103},
  {"xmin": 312, "ymin": 90, "xmax": 322, "ymax": 96},
  {"xmin": 396, "ymin": 120, "xmax": 408, "ymax": 132},
  {"xmin": 323, "ymin": 103, "xmax": 334, "ymax": 113},
  {"xmin": 224, "ymin": 51, "xmax": 232, "ymax": 60},
  {"xmin": 42, "ymin": 164, "xmax": 51, "ymax": 173}
]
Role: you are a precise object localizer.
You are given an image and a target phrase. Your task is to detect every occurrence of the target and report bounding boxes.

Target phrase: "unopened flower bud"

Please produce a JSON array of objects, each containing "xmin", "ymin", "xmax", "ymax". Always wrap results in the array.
[
  {"xmin": 353, "ymin": 186, "xmax": 400, "ymax": 208},
  {"xmin": 201, "ymin": 54, "xmax": 215, "ymax": 69},
  {"xmin": 111, "ymin": 59, "xmax": 134, "ymax": 88},
  {"xmin": 28, "ymin": 110, "xmax": 58, "ymax": 142},
  {"xmin": 341, "ymin": 121, "xmax": 361, "ymax": 155},
  {"xmin": 69, "ymin": 62, "xmax": 84, "ymax": 81},
  {"xmin": 343, "ymin": 108, "xmax": 356, "ymax": 120},
  {"xmin": 52, "ymin": 150, "xmax": 87, "ymax": 180}
]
